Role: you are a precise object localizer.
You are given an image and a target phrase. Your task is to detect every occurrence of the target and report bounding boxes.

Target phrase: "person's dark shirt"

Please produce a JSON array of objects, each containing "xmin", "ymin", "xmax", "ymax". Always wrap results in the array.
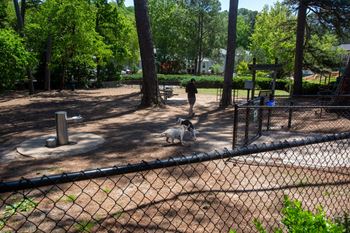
[{"xmin": 186, "ymin": 82, "xmax": 197, "ymax": 98}]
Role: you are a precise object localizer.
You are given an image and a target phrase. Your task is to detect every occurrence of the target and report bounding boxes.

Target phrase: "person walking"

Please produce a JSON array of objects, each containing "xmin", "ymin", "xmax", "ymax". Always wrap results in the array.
[{"xmin": 186, "ymin": 78, "xmax": 198, "ymax": 117}]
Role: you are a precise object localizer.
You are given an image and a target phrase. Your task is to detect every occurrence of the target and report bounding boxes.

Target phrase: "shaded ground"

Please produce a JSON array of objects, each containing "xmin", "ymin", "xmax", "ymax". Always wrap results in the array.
[
  {"xmin": 0, "ymin": 86, "xmax": 234, "ymax": 181},
  {"xmin": 1, "ymin": 87, "xmax": 349, "ymax": 233}
]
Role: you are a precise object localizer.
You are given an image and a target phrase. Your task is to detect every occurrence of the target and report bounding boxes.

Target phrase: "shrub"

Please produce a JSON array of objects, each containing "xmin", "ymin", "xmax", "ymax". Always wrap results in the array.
[
  {"xmin": 0, "ymin": 29, "xmax": 33, "ymax": 90},
  {"xmin": 236, "ymin": 61, "xmax": 249, "ymax": 75},
  {"xmin": 211, "ymin": 64, "xmax": 223, "ymax": 74},
  {"xmin": 252, "ymin": 196, "xmax": 345, "ymax": 233},
  {"xmin": 302, "ymin": 81, "xmax": 322, "ymax": 95},
  {"xmin": 121, "ymin": 74, "xmax": 324, "ymax": 93}
]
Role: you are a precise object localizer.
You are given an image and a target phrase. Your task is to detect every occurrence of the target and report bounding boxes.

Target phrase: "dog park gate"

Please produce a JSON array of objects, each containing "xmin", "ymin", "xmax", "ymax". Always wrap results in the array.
[{"xmin": 1, "ymin": 133, "xmax": 350, "ymax": 232}]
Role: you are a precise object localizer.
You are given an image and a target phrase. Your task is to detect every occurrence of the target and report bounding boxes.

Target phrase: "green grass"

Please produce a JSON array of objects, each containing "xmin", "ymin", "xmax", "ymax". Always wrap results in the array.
[
  {"xmin": 304, "ymin": 76, "xmax": 337, "ymax": 84},
  {"xmin": 102, "ymin": 187, "xmax": 112, "ymax": 194},
  {"xmin": 75, "ymin": 220, "xmax": 96, "ymax": 233},
  {"xmin": 64, "ymin": 194, "xmax": 78, "ymax": 203},
  {"xmin": 198, "ymin": 88, "xmax": 289, "ymax": 97}
]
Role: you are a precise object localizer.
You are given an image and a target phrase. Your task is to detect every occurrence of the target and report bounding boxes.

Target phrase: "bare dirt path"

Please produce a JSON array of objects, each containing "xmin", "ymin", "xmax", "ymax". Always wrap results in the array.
[{"xmin": 0, "ymin": 87, "xmax": 234, "ymax": 181}]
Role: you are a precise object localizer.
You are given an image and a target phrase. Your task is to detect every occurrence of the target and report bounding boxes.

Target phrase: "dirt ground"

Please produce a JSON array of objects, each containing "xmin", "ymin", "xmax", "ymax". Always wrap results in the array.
[
  {"xmin": 1, "ymin": 87, "xmax": 349, "ymax": 233},
  {"xmin": 0, "ymin": 86, "xmax": 235, "ymax": 181}
]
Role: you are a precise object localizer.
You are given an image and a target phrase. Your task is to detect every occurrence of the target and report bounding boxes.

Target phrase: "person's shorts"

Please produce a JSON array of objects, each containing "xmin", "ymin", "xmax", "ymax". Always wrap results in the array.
[{"xmin": 188, "ymin": 97, "xmax": 196, "ymax": 105}]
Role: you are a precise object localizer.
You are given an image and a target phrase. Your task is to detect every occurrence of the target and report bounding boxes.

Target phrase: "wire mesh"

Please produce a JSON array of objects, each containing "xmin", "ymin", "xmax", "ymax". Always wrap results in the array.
[
  {"xmin": 1, "ymin": 134, "xmax": 350, "ymax": 232},
  {"xmin": 233, "ymin": 103, "xmax": 350, "ymax": 148}
]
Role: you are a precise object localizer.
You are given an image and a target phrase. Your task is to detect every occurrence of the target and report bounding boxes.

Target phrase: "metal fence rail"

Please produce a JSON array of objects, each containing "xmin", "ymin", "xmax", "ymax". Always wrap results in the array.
[
  {"xmin": 1, "ymin": 133, "xmax": 350, "ymax": 232},
  {"xmin": 233, "ymin": 102, "xmax": 350, "ymax": 148}
]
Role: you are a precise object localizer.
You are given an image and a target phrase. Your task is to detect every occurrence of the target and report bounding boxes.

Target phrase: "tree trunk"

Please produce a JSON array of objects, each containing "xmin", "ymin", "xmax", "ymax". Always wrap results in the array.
[
  {"xmin": 293, "ymin": 0, "xmax": 307, "ymax": 95},
  {"xmin": 134, "ymin": 0, "xmax": 160, "ymax": 107},
  {"xmin": 20, "ymin": 0, "xmax": 26, "ymax": 26},
  {"xmin": 44, "ymin": 35, "xmax": 52, "ymax": 91},
  {"xmin": 28, "ymin": 69, "xmax": 34, "ymax": 94},
  {"xmin": 345, "ymin": 60, "xmax": 350, "ymax": 79},
  {"xmin": 341, "ymin": 59, "xmax": 350, "ymax": 95},
  {"xmin": 14, "ymin": 0, "xmax": 34, "ymax": 94},
  {"xmin": 13, "ymin": 0, "xmax": 23, "ymax": 34},
  {"xmin": 196, "ymin": 14, "xmax": 203, "ymax": 75},
  {"xmin": 60, "ymin": 65, "xmax": 65, "ymax": 91},
  {"xmin": 220, "ymin": 0, "xmax": 238, "ymax": 107}
]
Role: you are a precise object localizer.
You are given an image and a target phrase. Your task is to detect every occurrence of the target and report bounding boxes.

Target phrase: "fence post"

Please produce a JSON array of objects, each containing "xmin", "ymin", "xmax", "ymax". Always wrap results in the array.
[
  {"xmin": 266, "ymin": 104, "xmax": 271, "ymax": 131},
  {"xmin": 251, "ymin": 58, "xmax": 256, "ymax": 100},
  {"xmin": 232, "ymin": 104, "xmax": 239, "ymax": 148},
  {"xmin": 258, "ymin": 97, "xmax": 264, "ymax": 136},
  {"xmin": 288, "ymin": 101, "xmax": 294, "ymax": 129},
  {"xmin": 244, "ymin": 106, "xmax": 250, "ymax": 145}
]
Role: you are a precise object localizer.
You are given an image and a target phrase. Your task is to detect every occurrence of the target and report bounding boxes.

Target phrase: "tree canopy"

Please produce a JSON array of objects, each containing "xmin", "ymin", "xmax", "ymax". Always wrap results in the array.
[
  {"xmin": 250, "ymin": 2, "xmax": 345, "ymax": 76},
  {"xmin": 0, "ymin": 28, "xmax": 32, "ymax": 90}
]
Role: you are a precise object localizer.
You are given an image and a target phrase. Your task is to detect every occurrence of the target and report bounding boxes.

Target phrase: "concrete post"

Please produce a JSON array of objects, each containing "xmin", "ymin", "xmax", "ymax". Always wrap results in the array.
[{"xmin": 55, "ymin": 111, "xmax": 69, "ymax": 145}]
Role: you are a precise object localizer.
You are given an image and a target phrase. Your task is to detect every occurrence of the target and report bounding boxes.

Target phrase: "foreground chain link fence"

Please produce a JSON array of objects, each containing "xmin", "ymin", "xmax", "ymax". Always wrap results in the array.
[
  {"xmin": 233, "ymin": 98, "xmax": 350, "ymax": 147},
  {"xmin": 1, "ymin": 133, "xmax": 350, "ymax": 232}
]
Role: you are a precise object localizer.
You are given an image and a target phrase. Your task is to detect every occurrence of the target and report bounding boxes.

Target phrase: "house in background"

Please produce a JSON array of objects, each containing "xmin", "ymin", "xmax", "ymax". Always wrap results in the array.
[
  {"xmin": 339, "ymin": 44, "xmax": 350, "ymax": 65},
  {"xmin": 200, "ymin": 48, "xmax": 227, "ymax": 74},
  {"xmin": 200, "ymin": 58, "xmax": 214, "ymax": 74}
]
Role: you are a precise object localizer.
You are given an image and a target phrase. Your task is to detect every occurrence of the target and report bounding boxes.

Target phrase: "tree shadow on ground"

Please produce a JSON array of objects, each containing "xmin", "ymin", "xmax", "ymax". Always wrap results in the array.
[{"xmin": 0, "ymin": 89, "xmax": 236, "ymax": 180}]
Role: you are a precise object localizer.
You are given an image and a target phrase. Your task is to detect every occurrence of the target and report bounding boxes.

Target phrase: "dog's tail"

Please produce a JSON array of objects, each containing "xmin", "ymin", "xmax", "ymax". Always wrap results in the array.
[{"xmin": 160, "ymin": 129, "xmax": 169, "ymax": 137}]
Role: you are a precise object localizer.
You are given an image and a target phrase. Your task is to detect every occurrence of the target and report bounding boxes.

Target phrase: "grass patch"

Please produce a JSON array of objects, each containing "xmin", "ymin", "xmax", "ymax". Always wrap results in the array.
[
  {"xmin": 3, "ymin": 198, "xmax": 38, "ymax": 217},
  {"xmin": 112, "ymin": 210, "xmax": 123, "ymax": 219},
  {"xmin": 0, "ymin": 198, "xmax": 38, "ymax": 230},
  {"xmin": 75, "ymin": 220, "xmax": 96, "ymax": 233},
  {"xmin": 102, "ymin": 187, "xmax": 112, "ymax": 194},
  {"xmin": 64, "ymin": 194, "xmax": 78, "ymax": 203}
]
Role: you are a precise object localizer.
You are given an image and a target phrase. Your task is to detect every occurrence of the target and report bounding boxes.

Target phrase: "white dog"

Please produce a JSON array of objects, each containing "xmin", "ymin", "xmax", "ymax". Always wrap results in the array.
[
  {"xmin": 176, "ymin": 117, "xmax": 198, "ymax": 140},
  {"xmin": 161, "ymin": 125, "xmax": 188, "ymax": 145}
]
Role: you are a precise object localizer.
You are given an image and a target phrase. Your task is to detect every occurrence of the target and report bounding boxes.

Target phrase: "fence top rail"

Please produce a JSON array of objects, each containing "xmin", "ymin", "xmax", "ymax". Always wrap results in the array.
[
  {"xmin": 236, "ymin": 105, "xmax": 350, "ymax": 109},
  {"xmin": 1, "ymin": 132, "xmax": 350, "ymax": 193}
]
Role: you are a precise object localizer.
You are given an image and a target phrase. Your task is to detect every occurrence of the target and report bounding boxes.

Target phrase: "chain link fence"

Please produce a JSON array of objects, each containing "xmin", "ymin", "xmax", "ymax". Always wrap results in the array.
[
  {"xmin": 1, "ymin": 133, "xmax": 350, "ymax": 232},
  {"xmin": 233, "ymin": 98, "xmax": 350, "ymax": 147}
]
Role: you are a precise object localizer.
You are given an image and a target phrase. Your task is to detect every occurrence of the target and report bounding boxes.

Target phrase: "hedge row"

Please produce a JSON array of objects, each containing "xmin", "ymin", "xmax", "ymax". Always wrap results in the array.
[{"xmin": 121, "ymin": 74, "xmax": 328, "ymax": 94}]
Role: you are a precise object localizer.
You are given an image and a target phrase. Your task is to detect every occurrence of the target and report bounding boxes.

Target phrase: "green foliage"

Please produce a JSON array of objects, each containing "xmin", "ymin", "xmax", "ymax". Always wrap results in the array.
[
  {"xmin": 252, "ymin": 196, "xmax": 344, "ymax": 233},
  {"xmin": 301, "ymin": 81, "xmax": 322, "ymax": 95},
  {"xmin": 281, "ymin": 196, "xmax": 344, "ymax": 233},
  {"xmin": 75, "ymin": 220, "xmax": 96, "ymax": 233},
  {"xmin": 0, "ymin": 28, "xmax": 33, "ymax": 90},
  {"xmin": 121, "ymin": 74, "xmax": 291, "ymax": 91},
  {"xmin": 102, "ymin": 187, "xmax": 112, "ymax": 194},
  {"xmin": 211, "ymin": 64, "xmax": 223, "ymax": 74},
  {"xmin": 24, "ymin": 0, "xmax": 112, "ymax": 87},
  {"xmin": 250, "ymin": 3, "xmax": 296, "ymax": 75},
  {"xmin": 122, "ymin": 73, "xmax": 329, "ymax": 94},
  {"xmin": 305, "ymin": 33, "xmax": 346, "ymax": 72},
  {"xmin": 95, "ymin": 1, "xmax": 139, "ymax": 81},
  {"xmin": 250, "ymin": 2, "xmax": 346, "ymax": 76},
  {"xmin": 236, "ymin": 15, "xmax": 251, "ymax": 50},
  {"xmin": 19, "ymin": 0, "xmax": 139, "ymax": 88},
  {"xmin": 149, "ymin": 0, "xmax": 225, "ymax": 74},
  {"xmin": 64, "ymin": 194, "xmax": 78, "ymax": 203},
  {"xmin": 0, "ymin": 0, "xmax": 8, "ymax": 28},
  {"xmin": 112, "ymin": 210, "xmax": 123, "ymax": 219},
  {"xmin": 237, "ymin": 61, "xmax": 250, "ymax": 75},
  {"xmin": 0, "ymin": 198, "xmax": 38, "ymax": 229},
  {"xmin": 253, "ymin": 218, "xmax": 268, "ymax": 233},
  {"xmin": 3, "ymin": 198, "xmax": 38, "ymax": 216}
]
